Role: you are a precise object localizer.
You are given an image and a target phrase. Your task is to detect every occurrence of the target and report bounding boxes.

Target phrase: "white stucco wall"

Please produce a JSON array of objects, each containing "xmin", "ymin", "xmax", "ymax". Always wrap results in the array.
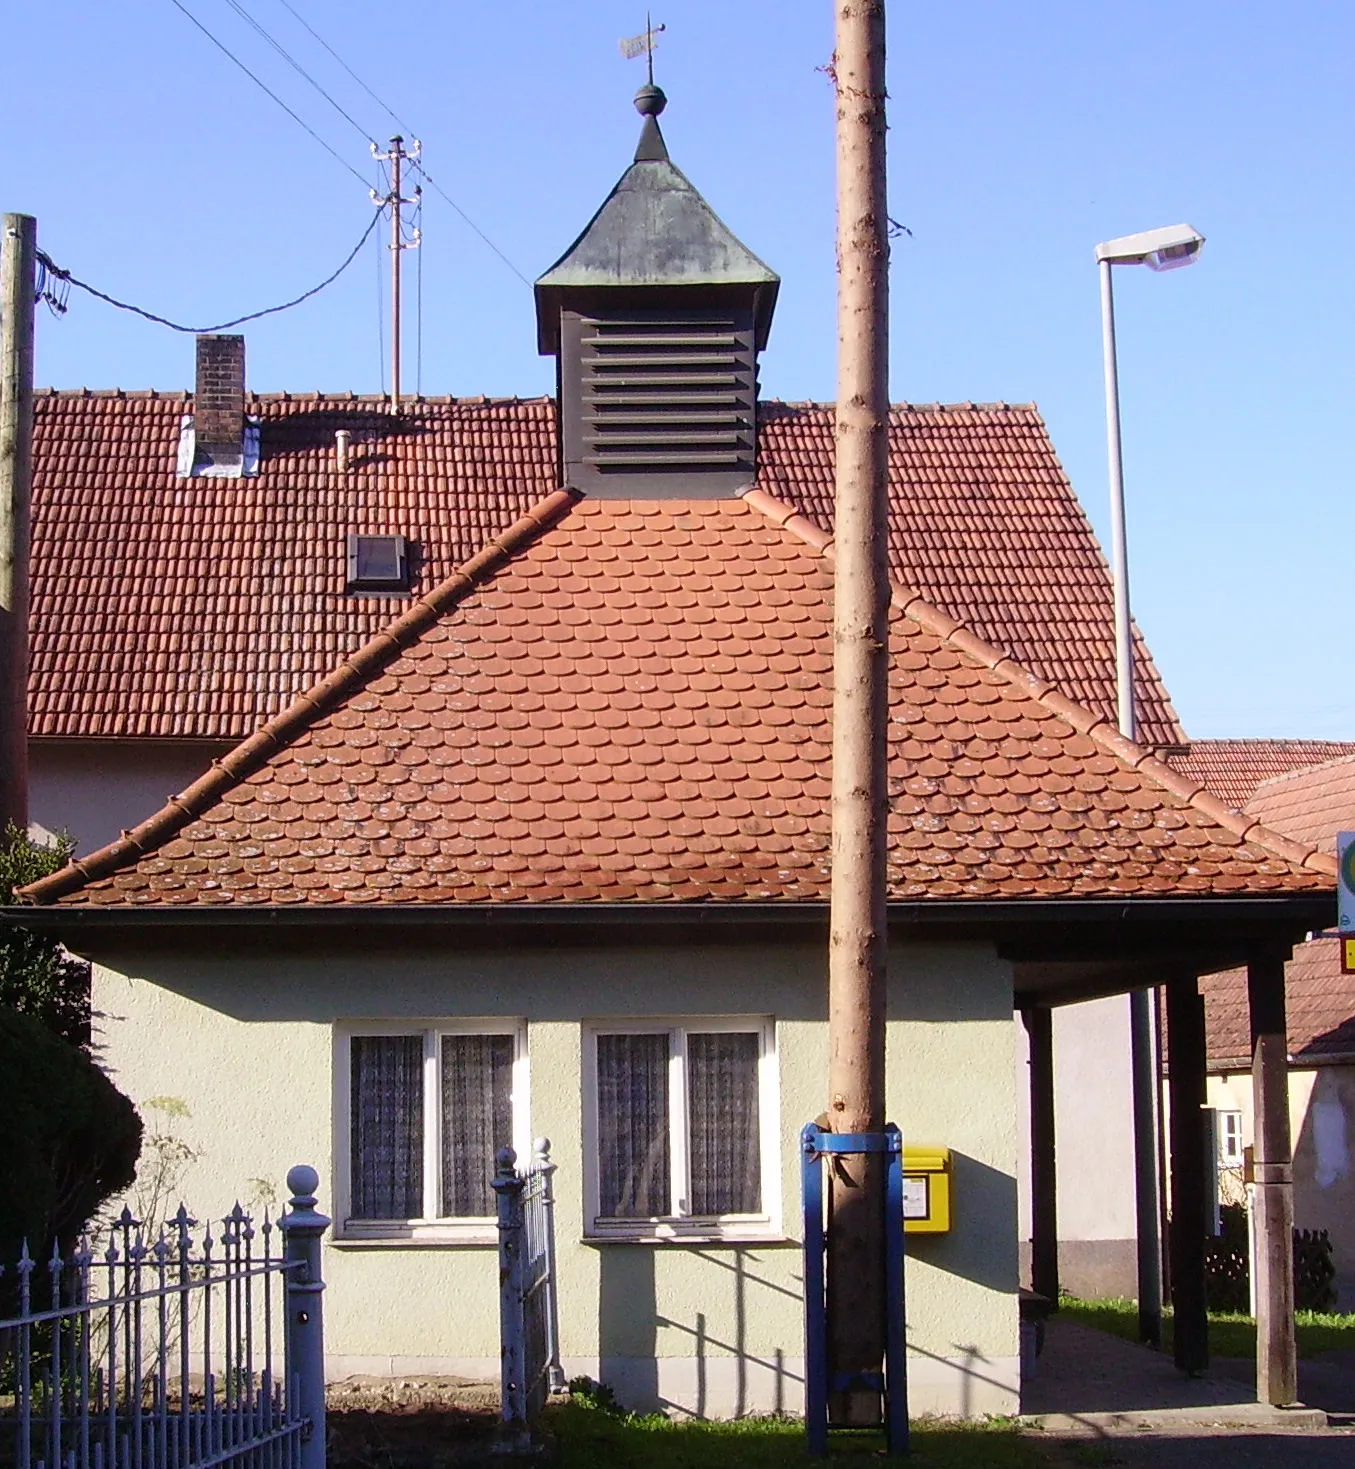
[
  {"xmin": 1208, "ymin": 1063, "xmax": 1355, "ymax": 1308},
  {"xmin": 91, "ymin": 934, "xmax": 1018, "ymax": 1418},
  {"xmin": 1015, "ymin": 995, "xmax": 1138, "ymax": 1297},
  {"xmin": 30, "ymin": 741, "xmax": 229, "ymax": 855}
]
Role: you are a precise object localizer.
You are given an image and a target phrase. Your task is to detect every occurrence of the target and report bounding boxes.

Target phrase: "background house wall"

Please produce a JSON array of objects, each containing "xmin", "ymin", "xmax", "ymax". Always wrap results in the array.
[
  {"xmin": 30, "ymin": 742, "xmax": 228, "ymax": 853},
  {"xmin": 1016, "ymin": 995, "xmax": 1138, "ymax": 1299},
  {"xmin": 1207, "ymin": 1065, "xmax": 1355, "ymax": 1309},
  {"xmin": 90, "ymin": 934, "xmax": 1019, "ymax": 1418}
]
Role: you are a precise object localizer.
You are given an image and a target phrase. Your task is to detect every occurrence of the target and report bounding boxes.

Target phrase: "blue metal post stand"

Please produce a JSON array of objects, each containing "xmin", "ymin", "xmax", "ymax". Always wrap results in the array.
[{"xmin": 802, "ymin": 1123, "xmax": 907, "ymax": 1455}]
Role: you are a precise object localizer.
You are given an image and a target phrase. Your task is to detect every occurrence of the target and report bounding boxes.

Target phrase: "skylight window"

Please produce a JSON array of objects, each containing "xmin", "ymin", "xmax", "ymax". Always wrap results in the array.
[{"xmin": 347, "ymin": 533, "xmax": 411, "ymax": 594}]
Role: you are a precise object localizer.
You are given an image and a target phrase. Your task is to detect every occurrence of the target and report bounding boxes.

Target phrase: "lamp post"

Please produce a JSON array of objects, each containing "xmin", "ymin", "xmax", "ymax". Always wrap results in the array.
[{"xmin": 1095, "ymin": 222, "xmax": 1204, "ymax": 1348}]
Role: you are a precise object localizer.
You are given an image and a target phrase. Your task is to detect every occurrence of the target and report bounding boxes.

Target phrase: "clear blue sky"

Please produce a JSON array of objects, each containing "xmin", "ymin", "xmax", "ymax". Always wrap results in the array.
[{"xmin": 5, "ymin": 2, "xmax": 1351, "ymax": 740}]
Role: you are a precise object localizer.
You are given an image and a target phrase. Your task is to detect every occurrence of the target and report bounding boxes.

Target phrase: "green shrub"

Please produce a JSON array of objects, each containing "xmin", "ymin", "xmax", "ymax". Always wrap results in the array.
[
  {"xmin": 0, "ymin": 1006, "xmax": 141, "ymax": 1296},
  {"xmin": 0, "ymin": 825, "xmax": 90, "ymax": 1050}
]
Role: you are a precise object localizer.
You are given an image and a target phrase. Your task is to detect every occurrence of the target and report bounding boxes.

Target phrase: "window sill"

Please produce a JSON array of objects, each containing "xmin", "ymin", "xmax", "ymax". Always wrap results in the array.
[
  {"xmin": 584, "ymin": 1225, "xmax": 792, "ymax": 1247},
  {"xmin": 332, "ymin": 1225, "xmax": 497, "ymax": 1248}
]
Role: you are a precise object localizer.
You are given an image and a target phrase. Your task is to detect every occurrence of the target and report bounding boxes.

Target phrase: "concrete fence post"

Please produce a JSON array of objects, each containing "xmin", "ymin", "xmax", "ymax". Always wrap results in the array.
[
  {"xmin": 534, "ymin": 1137, "xmax": 567, "ymax": 1395},
  {"xmin": 281, "ymin": 1165, "xmax": 330, "ymax": 1469}
]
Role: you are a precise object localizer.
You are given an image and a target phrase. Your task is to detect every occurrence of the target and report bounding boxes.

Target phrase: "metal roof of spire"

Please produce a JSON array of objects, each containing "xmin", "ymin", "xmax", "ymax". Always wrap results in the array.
[{"xmin": 535, "ymin": 86, "xmax": 780, "ymax": 354}]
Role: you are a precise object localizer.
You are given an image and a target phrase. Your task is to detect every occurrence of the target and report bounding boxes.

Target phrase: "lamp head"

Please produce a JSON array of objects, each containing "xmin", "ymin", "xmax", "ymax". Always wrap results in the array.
[{"xmin": 1096, "ymin": 223, "xmax": 1205, "ymax": 269}]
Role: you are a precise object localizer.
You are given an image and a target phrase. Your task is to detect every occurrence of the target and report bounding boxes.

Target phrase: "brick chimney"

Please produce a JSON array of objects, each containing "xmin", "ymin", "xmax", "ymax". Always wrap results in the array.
[{"xmin": 195, "ymin": 334, "xmax": 245, "ymax": 450}]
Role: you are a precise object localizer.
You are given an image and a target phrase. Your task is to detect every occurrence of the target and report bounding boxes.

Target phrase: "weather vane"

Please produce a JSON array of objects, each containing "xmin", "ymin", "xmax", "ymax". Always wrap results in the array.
[{"xmin": 619, "ymin": 15, "xmax": 665, "ymax": 86}]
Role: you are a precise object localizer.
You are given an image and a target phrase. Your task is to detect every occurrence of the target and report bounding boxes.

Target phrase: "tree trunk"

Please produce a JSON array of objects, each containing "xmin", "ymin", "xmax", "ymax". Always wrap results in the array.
[{"xmin": 826, "ymin": 0, "xmax": 891, "ymax": 1428}]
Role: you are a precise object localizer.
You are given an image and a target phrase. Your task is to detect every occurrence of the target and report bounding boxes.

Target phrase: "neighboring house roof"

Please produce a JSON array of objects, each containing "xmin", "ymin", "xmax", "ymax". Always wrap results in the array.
[
  {"xmin": 1198, "ymin": 753, "xmax": 1355, "ymax": 1069},
  {"xmin": 1167, "ymin": 739, "xmax": 1355, "ymax": 810},
  {"xmin": 28, "ymin": 392, "xmax": 1185, "ymax": 748},
  {"xmin": 19, "ymin": 488, "xmax": 1331, "ymax": 909},
  {"xmin": 1246, "ymin": 753, "xmax": 1355, "ymax": 852},
  {"xmin": 1202, "ymin": 940, "xmax": 1355, "ymax": 1068}
]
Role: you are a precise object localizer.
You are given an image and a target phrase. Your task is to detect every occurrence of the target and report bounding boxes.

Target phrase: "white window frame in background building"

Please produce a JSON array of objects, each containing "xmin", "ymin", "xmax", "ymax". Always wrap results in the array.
[{"xmin": 1218, "ymin": 1108, "xmax": 1245, "ymax": 1167}]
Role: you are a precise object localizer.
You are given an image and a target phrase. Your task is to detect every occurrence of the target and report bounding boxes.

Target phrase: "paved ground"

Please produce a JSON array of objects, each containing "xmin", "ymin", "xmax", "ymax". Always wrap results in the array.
[{"xmin": 1025, "ymin": 1320, "xmax": 1355, "ymax": 1466}]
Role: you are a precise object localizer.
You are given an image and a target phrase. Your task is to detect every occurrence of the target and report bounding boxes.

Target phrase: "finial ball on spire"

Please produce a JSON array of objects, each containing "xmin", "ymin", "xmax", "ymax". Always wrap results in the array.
[{"xmin": 634, "ymin": 83, "xmax": 667, "ymax": 117}]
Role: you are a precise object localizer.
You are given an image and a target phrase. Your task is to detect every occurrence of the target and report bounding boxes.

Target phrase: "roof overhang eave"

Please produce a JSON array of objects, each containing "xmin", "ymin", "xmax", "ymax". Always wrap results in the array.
[{"xmin": 2, "ymin": 892, "xmax": 1332, "ymax": 947}]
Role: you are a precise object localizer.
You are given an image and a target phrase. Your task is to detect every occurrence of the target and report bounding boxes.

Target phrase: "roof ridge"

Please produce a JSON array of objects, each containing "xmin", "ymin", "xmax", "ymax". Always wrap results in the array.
[
  {"xmin": 740, "ymin": 486, "xmax": 1338, "ymax": 882},
  {"xmin": 18, "ymin": 488, "xmax": 581, "ymax": 905},
  {"xmin": 35, "ymin": 389, "xmax": 1048, "ymax": 415},
  {"xmin": 1188, "ymin": 737, "xmax": 1355, "ymax": 748},
  {"xmin": 1248, "ymin": 746, "xmax": 1355, "ymax": 797}
]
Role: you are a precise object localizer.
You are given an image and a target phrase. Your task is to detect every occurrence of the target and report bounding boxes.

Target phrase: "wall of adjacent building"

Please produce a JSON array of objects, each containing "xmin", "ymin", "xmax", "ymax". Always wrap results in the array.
[
  {"xmin": 29, "ymin": 741, "xmax": 229, "ymax": 855},
  {"xmin": 1207, "ymin": 1063, "xmax": 1355, "ymax": 1310},
  {"xmin": 90, "ymin": 934, "xmax": 1019, "ymax": 1418},
  {"xmin": 1016, "ymin": 994, "xmax": 1139, "ymax": 1299}
]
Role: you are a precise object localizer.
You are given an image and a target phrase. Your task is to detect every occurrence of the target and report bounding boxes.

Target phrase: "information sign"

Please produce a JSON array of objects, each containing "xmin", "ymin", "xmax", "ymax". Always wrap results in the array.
[{"xmin": 1339, "ymin": 832, "xmax": 1355, "ymax": 933}]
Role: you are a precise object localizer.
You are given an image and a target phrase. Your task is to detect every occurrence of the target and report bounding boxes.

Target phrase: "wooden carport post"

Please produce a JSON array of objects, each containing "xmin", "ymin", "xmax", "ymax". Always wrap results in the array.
[
  {"xmin": 1164, "ymin": 971, "xmax": 1208, "ymax": 1375},
  {"xmin": 1247, "ymin": 945, "xmax": 1297, "ymax": 1406},
  {"xmin": 1022, "ymin": 1006, "xmax": 1059, "ymax": 1305}
]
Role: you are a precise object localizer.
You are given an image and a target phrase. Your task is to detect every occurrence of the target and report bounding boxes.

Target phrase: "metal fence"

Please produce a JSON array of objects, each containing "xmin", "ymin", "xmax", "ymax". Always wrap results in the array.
[
  {"xmin": 0, "ymin": 1166, "xmax": 328, "ymax": 1469},
  {"xmin": 492, "ymin": 1140, "xmax": 564, "ymax": 1445}
]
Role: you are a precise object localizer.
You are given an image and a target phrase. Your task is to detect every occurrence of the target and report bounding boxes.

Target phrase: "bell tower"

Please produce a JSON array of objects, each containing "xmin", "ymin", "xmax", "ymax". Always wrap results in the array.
[{"xmin": 535, "ymin": 87, "xmax": 779, "ymax": 498}]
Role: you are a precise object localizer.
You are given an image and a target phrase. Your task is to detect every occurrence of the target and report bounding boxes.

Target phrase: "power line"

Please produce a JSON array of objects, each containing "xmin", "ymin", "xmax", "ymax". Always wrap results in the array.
[
  {"xmin": 36, "ymin": 210, "xmax": 382, "ymax": 334},
  {"xmin": 409, "ymin": 160, "xmax": 531, "ymax": 286},
  {"xmin": 222, "ymin": 0, "xmax": 379, "ymax": 145},
  {"xmin": 415, "ymin": 193, "xmax": 424, "ymax": 396},
  {"xmin": 166, "ymin": 0, "xmax": 369, "ymax": 186},
  {"xmin": 375, "ymin": 214, "xmax": 386, "ymax": 393},
  {"xmin": 264, "ymin": 0, "xmax": 531, "ymax": 288},
  {"xmin": 273, "ymin": 0, "xmax": 417, "ymax": 137}
]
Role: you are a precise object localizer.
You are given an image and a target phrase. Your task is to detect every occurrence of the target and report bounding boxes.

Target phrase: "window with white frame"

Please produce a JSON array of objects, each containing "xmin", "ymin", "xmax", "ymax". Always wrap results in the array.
[
  {"xmin": 336, "ymin": 1022, "xmax": 528, "ymax": 1241},
  {"xmin": 1218, "ymin": 1109, "xmax": 1245, "ymax": 1167},
  {"xmin": 584, "ymin": 1018, "xmax": 779, "ymax": 1241}
]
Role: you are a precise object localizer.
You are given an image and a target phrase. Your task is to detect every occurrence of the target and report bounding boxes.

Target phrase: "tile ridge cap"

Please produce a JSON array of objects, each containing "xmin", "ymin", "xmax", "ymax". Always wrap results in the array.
[
  {"xmin": 741, "ymin": 485, "xmax": 1333, "ymax": 882},
  {"xmin": 740, "ymin": 486, "xmax": 834, "ymax": 552},
  {"xmin": 17, "ymin": 487, "xmax": 581, "ymax": 906},
  {"xmin": 1248, "ymin": 747, "xmax": 1355, "ymax": 796}
]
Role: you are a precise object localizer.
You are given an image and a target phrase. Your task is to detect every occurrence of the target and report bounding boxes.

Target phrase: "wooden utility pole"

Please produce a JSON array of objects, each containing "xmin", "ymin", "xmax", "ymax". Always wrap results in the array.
[
  {"xmin": 1248, "ymin": 946, "xmax": 1298, "ymax": 1405},
  {"xmin": 372, "ymin": 138, "xmax": 421, "ymax": 416},
  {"xmin": 826, "ymin": 0, "xmax": 891, "ymax": 1427},
  {"xmin": 0, "ymin": 213, "xmax": 35, "ymax": 833}
]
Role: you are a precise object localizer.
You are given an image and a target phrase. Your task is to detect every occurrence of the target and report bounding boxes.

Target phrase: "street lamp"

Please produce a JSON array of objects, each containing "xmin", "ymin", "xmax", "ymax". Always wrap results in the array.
[
  {"xmin": 1096, "ymin": 224, "xmax": 1205, "ymax": 737},
  {"xmin": 1095, "ymin": 221, "xmax": 1204, "ymax": 1351}
]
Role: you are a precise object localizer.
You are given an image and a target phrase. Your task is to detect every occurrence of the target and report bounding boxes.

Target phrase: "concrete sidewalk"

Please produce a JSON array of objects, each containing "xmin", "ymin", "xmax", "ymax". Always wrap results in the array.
[{"xmin": 1020, "ymin": 1320, "xmax": 1328, "ymax": 1433}]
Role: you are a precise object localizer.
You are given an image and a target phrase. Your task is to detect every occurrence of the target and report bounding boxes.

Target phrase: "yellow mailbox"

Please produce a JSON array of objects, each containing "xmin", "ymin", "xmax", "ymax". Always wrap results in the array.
[{"xmin": 902, "ymin": 1146, "xmax": 952, "ymax": 1234}]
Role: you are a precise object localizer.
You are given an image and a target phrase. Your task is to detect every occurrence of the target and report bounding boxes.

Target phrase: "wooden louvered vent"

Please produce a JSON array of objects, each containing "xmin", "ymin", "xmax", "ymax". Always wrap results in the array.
[{"xmin": 561, "ymin": 307, "xmax": 757, "ymax": 496}]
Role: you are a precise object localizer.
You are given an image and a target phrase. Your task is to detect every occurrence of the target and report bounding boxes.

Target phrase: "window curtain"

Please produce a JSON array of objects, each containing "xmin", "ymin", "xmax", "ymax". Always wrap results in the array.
[
  {"xmin": 350, "ymin": 1035, "xmax": 423, "ymax": 1219},
  {"xmin": 688, "ymin": 1032, "xmax": 761, "ymax": 1215},
  {"xmin": 440, "ymin": 1034, "xmax": 514, "ymax": 1217},
  {"xmin": 597, "ymin": 1034, "xmax": 670, "ymax": 1218}
]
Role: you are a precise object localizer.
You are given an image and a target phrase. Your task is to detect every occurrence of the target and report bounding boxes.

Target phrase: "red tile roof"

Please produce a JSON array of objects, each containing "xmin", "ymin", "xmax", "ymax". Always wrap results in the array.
[
  {"xmin": 1196, "ymin": 753, "xmax": 1355, "ymax": 1069},
  {"xmin": 1167, "ymin": 740, "xmax": 1355, "ymax": 810},
  {"xmin": 20, "ymin": 490, "xmax": 1331, "ymax": 909},
  {"xmin": 1246, "ymin": 753, "xmax": 1355, "ymax": 853},
  {"xmin": 30, "ymin": 393, "xmax": 1185, "ymax": 748},
  {"xmin": 1202, "ymin": 941, "xmax": 1355, "ymax": 1068}
]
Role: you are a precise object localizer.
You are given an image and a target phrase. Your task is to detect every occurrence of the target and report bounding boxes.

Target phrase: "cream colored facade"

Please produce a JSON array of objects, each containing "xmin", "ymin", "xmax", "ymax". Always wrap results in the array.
[
  {"xmin": 1015, "ymin": 996, "xmax": 1139, "ymax": 1298},
  {"xmin": 91, "ymin": 933, "xmax": 1019, "ymax": 1418},
  {"xmin": 1207, "ymin": 1064, "xmax": 1355, "ymax": 1308},
  {"xmin": 30, "ymin": 742, "xmax": 226, "ymax": 855}
]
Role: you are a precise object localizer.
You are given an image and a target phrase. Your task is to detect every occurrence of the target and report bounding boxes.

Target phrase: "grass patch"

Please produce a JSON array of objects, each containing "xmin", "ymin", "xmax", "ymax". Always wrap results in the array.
[
  {"xmin": 1058, "ymin": 1295, "xmax": 1355, "ymax": 1361},
  {"xmin": 545, "ymin": 1399, "xmax": 1049, "ymax": 1466}
]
